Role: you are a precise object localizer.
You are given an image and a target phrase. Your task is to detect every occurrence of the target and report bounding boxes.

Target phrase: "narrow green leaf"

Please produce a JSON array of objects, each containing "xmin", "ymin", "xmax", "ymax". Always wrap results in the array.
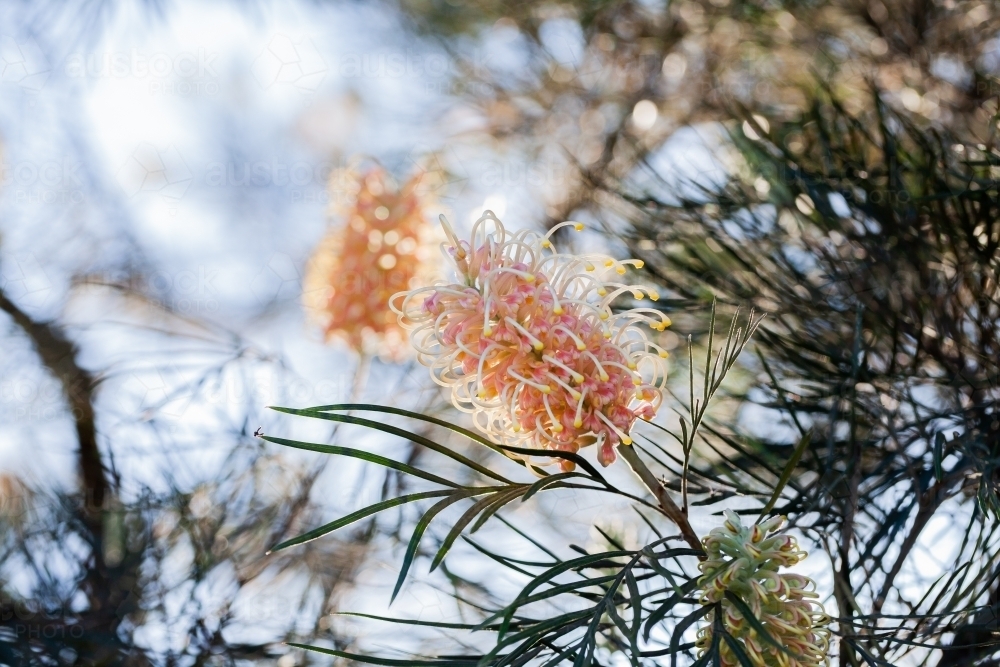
[
  {"xmin": 844, "ymin": 639, "xmax": 901, "ymax": 666},
  {"xmin": 260, "ymin": 435, "xmax": 462, "ymax": 489},
  {"xmin": 269, "ymin": 408, "xmax": 514, "ymax": 484},
  {"xmin": 286, "ymin": 403, "xmax": 503, "ymax": 452},
  {"xmin": 480, "ymin": 574, "xmax": 620, "ymax": 626},
  {"xmin": 594, "ymin": 525, "xmax": 626, "ymax": 551},
  {"xmin": 497, "ymin": 445, "xmax": 610, "ymax": 487},
  {"xmin": 522, "ymin": 471, "xmax": 585, "ymax": 501},
  {"xmin": 285, "ymin": 643, "xmax": 480, "ymax": 666},
  {"xmin": 470, "ymin": 486, "xmax": 527, "ymax": 533},
  {"xmin": 711, "ymin": 611, "xmax": 723, "ymax": 667},
  {"xmin": 625, "ymin": 569, "xmax": 643, "ymax": 656},
  {"xmin": 268, "ymin": 490, "xmax": 453, "ymax": 553},
  {"xmin": 720, "ymin": 629, "xmax": 755, "ymax": 667},
  {"xmin": 639, "ymin": 642, "xmax": 696, "ymax": 658},
  {"xmin": 391, "ymin": 491, "xmax": 479, "ymax": 603},
  {"xmin": 756, "ymin": 431, "xmax": 811, "ymax": 523},
  {"xmin": 633, "ymin": 507, "xmax": 664, "ymax": 539},
  {"xmin": 670, "ymin": 604, "xmax": 714, "ymax": 667},
  {"xmin": 496, "ymin": 514, "xmax": 560, "ymax": 560},
  {"xmin": 430, "ymin": 492, "xmax": 509, "ymax": 571},
  {"xmin": 724, "ymin": 591, "xmax": 804, "ymax": 661},
  {"xmin": 643, "ymin": 577, "xmax": 702, "ymax": 641},
  {"xmin": 704, "ymin": 298, "xmax": 717, "ymax": 407},
  {"xmin": 337, "ymin": 612, "xmax": 481, "ymax": 630},
  {"xmin": 484, "ymin": 609, "xmax": 593, "ymax": 663},
  {"xmin": 498, "ymin": 550, "xmax": 633, "ymax": 638},
  {"xmin": 462, "ymin": 535, "xmax": 556, "ymax": 568}
]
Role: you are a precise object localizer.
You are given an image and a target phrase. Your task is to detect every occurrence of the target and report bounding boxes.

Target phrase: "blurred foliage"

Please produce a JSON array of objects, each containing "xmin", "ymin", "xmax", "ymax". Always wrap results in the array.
[
  {"xmin": 399, "ymin": 0, "xmax": 1000, "ymax": 221},
  {"xmin": 0, "ymin": 280, "xmax": 411, "ymax": 665},
  {"xmin": 609, "ymin": 89, "xmax": 1000, "ymax": 664}
]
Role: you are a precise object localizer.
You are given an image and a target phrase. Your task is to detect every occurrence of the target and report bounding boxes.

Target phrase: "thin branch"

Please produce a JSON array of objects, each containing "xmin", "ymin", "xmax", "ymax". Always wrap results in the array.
[{"xmin": 617, "ymin": 445, "xmax": 703, "ymax": 555}]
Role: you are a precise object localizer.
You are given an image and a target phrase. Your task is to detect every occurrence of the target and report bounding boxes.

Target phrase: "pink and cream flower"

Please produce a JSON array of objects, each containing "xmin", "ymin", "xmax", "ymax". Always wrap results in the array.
[{"xmin": 390, "ymin": 211, "xmax": 670, "ymax": 469}]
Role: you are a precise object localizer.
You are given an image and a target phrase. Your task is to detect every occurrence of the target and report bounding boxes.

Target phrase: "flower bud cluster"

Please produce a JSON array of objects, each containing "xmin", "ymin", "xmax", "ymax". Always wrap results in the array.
[{"xmin": 696, "ymin": 511, "xmax": 830, "ymax": 666}]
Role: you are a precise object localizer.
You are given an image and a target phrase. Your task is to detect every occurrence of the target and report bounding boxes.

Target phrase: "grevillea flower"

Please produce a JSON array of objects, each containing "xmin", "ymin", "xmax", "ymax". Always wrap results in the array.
[
  {"xmin": 390, "ymin": 211, "xmax": 670, "ymax": 469},
  {"xmin": 303, "ymin": 166, "xmax": 440, "ymax": 360},
  {"xmin": 696, "ymin": 510, "xmax": 831, "ymax": 666}
]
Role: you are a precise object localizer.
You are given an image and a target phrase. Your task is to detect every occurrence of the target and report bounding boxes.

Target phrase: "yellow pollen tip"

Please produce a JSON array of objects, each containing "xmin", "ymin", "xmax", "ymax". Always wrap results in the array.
[
  {"xmin": 552, "ymin": 424, "xmax": 564, "ymax": 432},
  {"xmin": 599, "ymin": 373, "xmax": 610, "ymax": 382},
  {"xmin": 599, "ymin": 312, "xmax": 609, "ymax": 320},
  {"xmin": 532, "ymin": 341, "xmax": 544, "ymax": 351},
  {"xmin": 484, "ymin": 327, "xmax": 493, "ymax": 336},
  {"xmin": 603, "ymin": 331, "xmax": 611, "ymax": 339},
  {"xmin": 632, "ymin": 377, "xmax": 642, "ymax": 386},
  {"xmin": 525, "ymin": 274, "xmax": 535, "ymax": 283},
  {"xmin": 604, "ymin": 259, "xmax": 614, "ymax": 267},
  {"xmin": 627, "ymin": 362, "xmax": 637, "ymax": 370},
  {"xmin": 574, "ymin": 223, "xmax": 584, "ymax": 231},
  {"xmin": 634, "ymin": 260, "xmax": 644, "ymax": 268},
  {"xmin": 576, "ymin": 343, "xmax": 586, "ymax": 351},
  {"xmin": 574, "ymin": 419, "xmax": 583, "ymax": 428},
  {"xmin": 541, "ymin": 385, "xmax": 551, "ymax": 394},
  {"xmin": 477, "ymin": 390, "xmax": 486, "ymax": 398},
  {"xmin": 513, "ymin": 424, "xmax": 521, "ymax": 432},
  {"xmin": 542, "ymin": 240, "xmax": 552, "ymax": 248},
  {"xmin": 585, "ymin": 263, "xmax": 595, "ymax": 271},
  {"xmin": 649, "ymin": 292, "xmax": 659, "ymax": 301},
  {"xmin": 553, "ymin": 305, "xmax": 563, "ymax": 314},
  {"xmin": 659, "ymin": 351, "xmax": 669, "ymax": 358},
  {"xmin": 616, "ymin": 266, "xmax": 626, "ymax": 275},
  {"xmin": 620, "ymin": 435, "xmax": 633, "ymax": 445},
  {"xmin": 597, "ymin": 288, "xmax": 607, "ymax": 296}
]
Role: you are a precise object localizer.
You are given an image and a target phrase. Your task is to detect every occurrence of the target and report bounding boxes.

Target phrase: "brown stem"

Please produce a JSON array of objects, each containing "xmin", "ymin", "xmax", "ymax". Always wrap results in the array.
[
  {"xmin": 617, "ymin": 444, "xmax": 704, "ymax": 554},
  {"xmin": 0, "ymin": 288, "xmax": 108, "ymax": 522}
]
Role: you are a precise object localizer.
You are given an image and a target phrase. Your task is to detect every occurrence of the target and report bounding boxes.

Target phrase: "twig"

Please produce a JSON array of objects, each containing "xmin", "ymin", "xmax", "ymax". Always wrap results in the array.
[{"xmin": 617, "ymin": 445, "xmax": 704, "ymax": 555}]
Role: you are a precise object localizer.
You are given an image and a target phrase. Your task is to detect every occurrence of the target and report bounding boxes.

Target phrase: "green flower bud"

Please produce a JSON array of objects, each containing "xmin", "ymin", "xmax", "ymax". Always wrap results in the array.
[{"xmin": 694, "ymin": 512, "xmax": 830, "ymax": 666}]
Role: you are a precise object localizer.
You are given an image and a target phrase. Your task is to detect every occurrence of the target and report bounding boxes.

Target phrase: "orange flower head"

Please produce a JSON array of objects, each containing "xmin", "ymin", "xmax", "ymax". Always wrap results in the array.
[{"xmin": 303, "ymin": 167, "xmax": 440, "ymax": 360}]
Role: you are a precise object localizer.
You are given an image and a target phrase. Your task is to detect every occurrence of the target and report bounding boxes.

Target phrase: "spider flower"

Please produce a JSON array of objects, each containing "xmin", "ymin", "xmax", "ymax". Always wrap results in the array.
[
  {"xmin": 303, "ymin": 167, "xmax": 440, "ymax": 360},
  {"xmin": 696, "ymin": 510, "xmax": 831, "ymax": 666},
  {"xmin": 390, "ymin": 211, "xmax": 670, "ymax": 469}
]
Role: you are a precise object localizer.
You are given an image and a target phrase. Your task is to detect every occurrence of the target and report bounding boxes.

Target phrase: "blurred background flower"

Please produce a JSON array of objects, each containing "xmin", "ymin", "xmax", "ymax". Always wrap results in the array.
[{"xmin": 303, "ymin": 164, "xmax": 442, "ymax": 361}]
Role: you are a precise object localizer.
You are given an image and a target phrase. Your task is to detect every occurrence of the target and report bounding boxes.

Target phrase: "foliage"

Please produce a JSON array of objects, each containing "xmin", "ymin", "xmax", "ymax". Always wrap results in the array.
[
  {"xmin": 264, "ymin": 309, "xmax": 806, "ymax": 666},
  {"xmin": 604, "ymin": 89, "xmax": 1000, "ymax": 664}
]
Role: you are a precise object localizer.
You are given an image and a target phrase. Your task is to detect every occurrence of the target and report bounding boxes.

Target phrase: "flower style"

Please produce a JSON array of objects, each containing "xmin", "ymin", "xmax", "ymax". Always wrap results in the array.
[
  {"xmin": 390, "ymin": 211, "xmax": 670, "ymax": 469},
  {"xmin": 303, "ymin": 166, "xmax": 440, "ymax": 360},
  {"xmin": 696, "ymin": 510, "xmax": 831, "ymax": 666}
]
